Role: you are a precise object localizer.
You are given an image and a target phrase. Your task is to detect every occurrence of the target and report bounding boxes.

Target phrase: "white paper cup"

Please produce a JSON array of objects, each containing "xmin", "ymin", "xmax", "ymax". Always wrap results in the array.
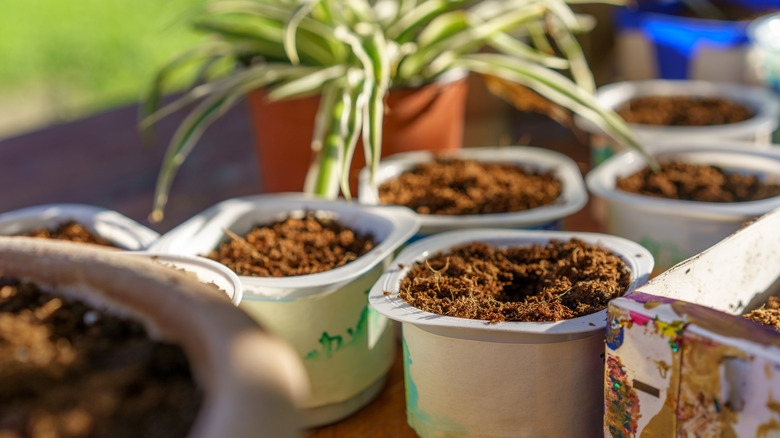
[
  {"xmin": 369, "ymin": 229, "xmax": 653, "ymax": 438},
  {"xmin": 587, "ymin": 144, "xmax": 780, "ymax": 273},
  {"xmin": 0, "ymin": 203, "xmax": 159, "ymax": 250},
  {"xmin": 149, "ymin": 193, "xmax": 420, "ymax": 426},
  {"xmin": 357, "ymin": 146, "xmax": 588, "ymax": 237},
  {"xmin": 128, "ymin": 252, "xmax": 243, "ymax": 306},
  {"xmin": 574, "ymin": 80, "xmax": 780, "ymax": 166}
]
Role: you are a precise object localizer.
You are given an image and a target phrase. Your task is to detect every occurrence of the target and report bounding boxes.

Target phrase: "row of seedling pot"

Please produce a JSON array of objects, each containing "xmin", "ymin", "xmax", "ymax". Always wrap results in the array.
[{"xmin": 7, "ymin": 137, "xmax": 780, "ymax": 435}]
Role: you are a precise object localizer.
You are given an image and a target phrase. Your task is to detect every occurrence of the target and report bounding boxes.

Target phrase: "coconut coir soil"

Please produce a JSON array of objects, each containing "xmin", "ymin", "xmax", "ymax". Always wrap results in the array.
[
  {"xmin": 617, "ymin": 162, "xmax": 780, "ymax": 202},
  {"xmin": 744, "ymin": 296, "xmax": 780, "ymax": 329},
  {"xmin": 0, "ymin": 278, "xmax": 201, "ymax": 438},
  {"xmin": 377, "ymin": 158, "xmax": 563, "ymax": 215},
  {"xmin": 616, "ymin": 96, "xmax": 752, "ymax": 126},
  {"xmin": 398, "ymin": 239, "xmax": 632, "ymax": 323},
  {"xmin": 208, "ymin": 213, "xmax": 375, "ymax": 277},
  {"xmin": 23, "ymin": 221, "xmax": 116, "ymax": 248}
]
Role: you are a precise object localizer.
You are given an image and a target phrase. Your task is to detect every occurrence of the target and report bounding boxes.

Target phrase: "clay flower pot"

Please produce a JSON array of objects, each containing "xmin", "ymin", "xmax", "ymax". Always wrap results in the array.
[
  {"xmin": 604, "ymin": 206, "xmax": 780, "ymax": 436},
  {"xmin": 368, "ymin": 229, "xmax": 653, "ymax": 437},
  {"xmin": 247, "ymin": 72, "xmax": 468, "ymax": 195},
  {"xmin": 357, "ymin": 146, "xmax": 588, "ymax": 238},
  {"xmin": 0, "ymin": 203, "xmax": 159, "ymax": 249},
  {"xmin": 0, "ymin": 236, "xmax": 308, "ymax": 437},
  {"xmin": 574, "ymin": 79, "xmax": 780, "ymax": 166},
  {"xmin": 586, "ymin": 143, "xmax": 780, "ymax": 273},
  {"xmin": 150, "ymin": 193, "xmax": 420, "ymax": 426}
]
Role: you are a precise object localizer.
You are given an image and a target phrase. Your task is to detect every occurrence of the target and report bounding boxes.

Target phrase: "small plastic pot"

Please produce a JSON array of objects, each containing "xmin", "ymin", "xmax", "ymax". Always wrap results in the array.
[
  {"xmin": 150, "ymin": 193, "xmax": 420, "ymax": 427},
  {"xmin": 369, "ymin": 229, "xmax": 653, "ymax": 438},
  {"xmin": 358, "ymin": 146, "xmax": 588, "ymax": 238},
  {"xmin": 0, "ymin": 203, "xmax": 159, "ymax": 250}
]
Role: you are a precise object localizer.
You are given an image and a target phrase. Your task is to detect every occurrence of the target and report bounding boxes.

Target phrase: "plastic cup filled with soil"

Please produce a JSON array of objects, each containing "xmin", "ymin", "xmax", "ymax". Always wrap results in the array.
[
  {"xmin": 587, "ymin": 144, "xmax": 780, "ymax": 273},
  {"xmin": 358, "ymin": 146, "xmax": 588, "ymax": 237},
  {"xmin": 369, "ymin": 228, "xmax": 653, "ymax": 438},
  {"xmin": 148, "ymin": 194, "xmax": 419, "ymax": 427},
  {"xmin": 0, "ymin": 204, "xmax": 159, "ymax": 250}
]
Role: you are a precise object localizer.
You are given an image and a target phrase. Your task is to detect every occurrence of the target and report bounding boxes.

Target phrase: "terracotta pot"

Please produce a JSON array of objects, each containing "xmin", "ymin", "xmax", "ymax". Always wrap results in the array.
[
  {"xmin": 246, "ymin": 75, "xmax": 469, "ymax": 195},
  {"xmin": 0, "ymin": 236, "xmax": 308, "ymax": 438}
]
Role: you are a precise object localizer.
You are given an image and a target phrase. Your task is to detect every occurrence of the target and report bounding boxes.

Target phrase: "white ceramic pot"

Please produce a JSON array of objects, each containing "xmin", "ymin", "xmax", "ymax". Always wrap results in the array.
[
  {"xmin": 574, "ymin": 80, "xmax": 780, "ymax": 166},
  {"xmin": 586, "ymin": 144, "xmax": 780, "ymax": 273},
  {"xmin": 150, "ymin": 193, "xmax": 420, "ymax": 427},
  {"xmin": 129, "ymin": 252, "xmax": 243, "ymax": 306},
  {"xmin": 0, "ymin": 203, "xmax": 159, "ymax": 250},
  {"xmin": 0, "ymin": 236, "xmax": 308, "ymax": 437},
  {"xmin": 369, "ymin": 229, "xmax": 653, "ymax": 438},
  {"xmin": 357, "ymin": 146, "xmax": 588, "ymax": 237}
]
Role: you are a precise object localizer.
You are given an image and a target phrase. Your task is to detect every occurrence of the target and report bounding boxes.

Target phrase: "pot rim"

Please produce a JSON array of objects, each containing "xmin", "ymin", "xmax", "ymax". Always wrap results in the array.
[
  {"xmin": 150, "ymin": 193, "xmax": 420, "ymax": 300},
  {"xmin": 574, "ymin": 79, "xmax": 780, "ymax": 139},
  {"xmin": 0, "ymin": 203, "xmax": 160, "ymax": 250},
  {"xmin": 357, "ymin": 146, "xmax": 589, "ymax": 232},
  {"xmin": 368, "ymin": 228, "xmax": 654, "ymax": 341},
  {"xmin": 586, "ymin": 144, "xmax": 780, "ymax": 218}
]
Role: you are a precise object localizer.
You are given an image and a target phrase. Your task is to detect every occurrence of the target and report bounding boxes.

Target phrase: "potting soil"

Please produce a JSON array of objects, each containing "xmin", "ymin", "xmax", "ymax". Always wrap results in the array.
[
  {"xmin": 23, "ymin": 221, "xmax": 116, "ymax": 248},
  {"xmin": 744, "ymin": 296, "xmax": 780, "ymax": 329},
  {"xmin": 616, "ymin": 96, "xmax": 752, "ymax": 126}
]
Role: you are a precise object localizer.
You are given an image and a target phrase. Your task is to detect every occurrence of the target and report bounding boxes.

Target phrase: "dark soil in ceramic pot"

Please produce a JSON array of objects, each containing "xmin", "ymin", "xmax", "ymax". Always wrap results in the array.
[
  {"xmin": 399, "ymin": 238, "xmax": 632, "ymax": 323},
  {"xmin": 21, "ymin": 220, "xmax": 118, "ymax": 248},
  {"xmin": 616, "ymin": 161, "xmax": 780, "ymax": 202},
  {"xmin": 206, "ymin": 213, "xmax": 376, "ymax": 277},
  {"xmin": 377, "ymin": 158, "xmax": 563, "ymax": 215},
  {"xmin": 616, "ymin": 96, "xmax": 753, "ymax": 126},
  {"xmin": 0, "ymin": 278, "xmax": 200, "ymax": 438}
]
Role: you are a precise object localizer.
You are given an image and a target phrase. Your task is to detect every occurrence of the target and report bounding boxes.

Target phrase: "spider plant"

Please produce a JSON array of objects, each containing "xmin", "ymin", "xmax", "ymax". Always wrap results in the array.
[{"xmin": 142, "ymin": 0, "xmax": 646, "ymax": 222}]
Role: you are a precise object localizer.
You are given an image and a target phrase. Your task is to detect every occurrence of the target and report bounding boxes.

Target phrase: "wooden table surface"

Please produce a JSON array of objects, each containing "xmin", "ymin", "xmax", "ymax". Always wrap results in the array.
[{"xmin": 0, "ymin": 95, "xmax": 602, "ymax": 437}]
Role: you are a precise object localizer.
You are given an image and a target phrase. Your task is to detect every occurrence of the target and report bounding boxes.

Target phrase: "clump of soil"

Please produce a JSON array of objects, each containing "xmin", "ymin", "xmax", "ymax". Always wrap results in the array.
[
  {"xmin": 0, "ymin": 277, "xmax": 201, "ymax": 438},
  {"xmin": 397, "ymin": 239, "xmax": 632, "ymax": 323},
  {"xmin": 23, "ymin": 221, "xmax": 116, "ymax": 248},
  {"xmin": 616, "ymin": 96, "xmax": 753, "ymax": 126},
  {"xmin": 744, "ymin": 296, "xmax": 780, "ymax": 329},
  {"xmin": 208, "ymin": 213, "xmax": 375, "ymax": 277},
  {"xmin": 377, "ymin": 158, "xmax": 563, "ymax": 215},
  {"xmin": 616, "ymin": 162, "xmax": 780, "ymax": 202}
]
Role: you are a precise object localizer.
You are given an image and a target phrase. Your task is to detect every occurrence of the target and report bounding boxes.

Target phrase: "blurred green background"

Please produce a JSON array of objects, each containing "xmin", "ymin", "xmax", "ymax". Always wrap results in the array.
[{"xmin": 0, "ymin": 0, "xmax": 208, "ymax": 139}]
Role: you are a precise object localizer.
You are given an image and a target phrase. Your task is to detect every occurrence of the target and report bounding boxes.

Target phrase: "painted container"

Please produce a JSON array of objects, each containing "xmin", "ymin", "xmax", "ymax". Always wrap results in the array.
[
  {"xmin": 612, "ymin": 1, "xmax": 780, "ymax": 83},
  {"xmin": 0, "ymin": 203, "xmax": 159, "ymax": 250},
  {"xmin": 149, "ymin": 193, "xmax": 420, "ymax": 427},
  {"xmin": 586, "ymin": 144, "xmax": 780, "ymax": 273},
  {"xmin": 369, "ymin": 229, "xmax": 653, "ymax": 438},
  {"xmin": 357, "ymin": 146, "xmax": 588, "ymax": 238},
  {"xmin": 604, "ymin": 206, "xmax": 780, "ymax": 437},
  {"xmin": 574, "ymin": 79, "xmax": 780, "ymax": 166},
  {"xmin": 129, "ymin": 252, "xmax": 243, "ymax": 306}
]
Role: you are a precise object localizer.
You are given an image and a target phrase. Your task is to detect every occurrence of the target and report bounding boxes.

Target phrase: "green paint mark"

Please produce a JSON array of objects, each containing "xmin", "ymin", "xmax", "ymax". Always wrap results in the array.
[{"xmin": 304, "ymin": 288, "xmax": 372, "ymax": 361}]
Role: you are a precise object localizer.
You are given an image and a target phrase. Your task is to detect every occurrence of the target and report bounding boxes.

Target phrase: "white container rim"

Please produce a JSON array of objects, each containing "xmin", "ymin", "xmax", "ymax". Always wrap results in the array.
[
  {"xmin": 128, "ymin": 251, "xmax": 243, "ymax": 306},
  {"xmin": 575, "ymin": 79, "xmax": 780, "ymax": 139},
  {"xmin": 151, "ymin": 193, "xmax": 420, "ymax": 300},
  {"xmin": 748, "ymin": 12, "xmax": 780, "ymax": 50},
  {"xmin": 357, "ymin": 146, "xmax": 589, "ymax": 229},
  {"xmin": 0, "ymin": 203, "xmax": 159, "ymax": 249},
  {"xmin": 586, "ymin": 145, "xmax": 780, "ymax": 218},
  {"xmin": 369, "ymin": 229, "xmax": 654, "ymax": 341}
]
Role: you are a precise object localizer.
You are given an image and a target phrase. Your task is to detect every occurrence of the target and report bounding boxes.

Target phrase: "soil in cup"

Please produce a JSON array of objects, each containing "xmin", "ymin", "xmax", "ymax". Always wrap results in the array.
[
  {"xmin": 22, "ymin": 220, "xmax": 117, "ymax": 248},
  {"xmin": 207, "ymin": 213, "xmax": 375, "ymax": 277},
  {"xmin": 616, "ymin": 96, "xmax": 753, "ymax": 126},
  {"xmin": 377, "ymin": 158, "xmax": 562, "ymax": 215},
  {"xmin": 0, "ymin": 277, "xmax": 202, "ymax": 438},
  {"xmin": 397, "ymin": 239, "xmax": 631, "ymax": 323},
  {"xmin": 744, "ymin": 296, "xmax": 780, "ymax": 329},
  {"xmin": 616, "ymin": 162, "xmax": 780, "ymax": 202}
]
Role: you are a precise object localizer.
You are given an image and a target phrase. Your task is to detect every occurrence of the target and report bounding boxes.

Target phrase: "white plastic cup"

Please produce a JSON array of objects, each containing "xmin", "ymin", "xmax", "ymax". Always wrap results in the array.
[
  {"xmin": 149, "ymin": 193, "xmax": 420, "ymax": 427},
  {"xmin": 358, "ymin": 146, "xmax": 588, "ymax": 238},
  {"xmin": 0, "ymin": 203, "xmax": 159, "ymax": 250},
  {"xmin": 369, "ymin": 229, "xmax": 653, "ymax": 438},
  {"xmin": 586, "ymin": 144, "xmax": 780, "ymax": 273},
  {"xmin": 574, "ymin": 80, "xmax": 780, "ymax": 167}
]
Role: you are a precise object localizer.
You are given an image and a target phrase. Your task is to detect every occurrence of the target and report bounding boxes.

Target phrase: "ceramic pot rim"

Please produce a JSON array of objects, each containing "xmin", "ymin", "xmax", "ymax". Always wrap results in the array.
[
  {"xmin": 586, "ymin": 144, "xmax": 780, "ymax": 218},
  {"xmin": 368, "ymin": 229, "xmax": 654, "ymax": 341}
]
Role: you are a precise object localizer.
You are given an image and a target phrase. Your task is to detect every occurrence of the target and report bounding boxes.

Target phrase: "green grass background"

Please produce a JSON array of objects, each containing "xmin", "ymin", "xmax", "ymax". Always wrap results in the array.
[{"xmin": 0, "ymin": 0, "xmax": 208, "ymax": 135}]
